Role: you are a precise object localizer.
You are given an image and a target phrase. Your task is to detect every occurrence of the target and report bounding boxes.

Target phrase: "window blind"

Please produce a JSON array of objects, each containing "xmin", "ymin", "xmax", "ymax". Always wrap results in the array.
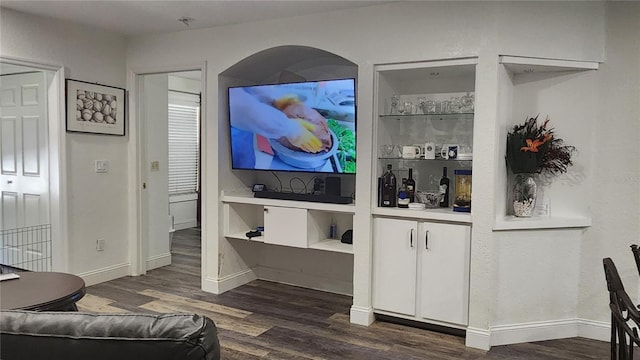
[{"xmin": 168, "ymin": 91, "xmax": 200, "ymax": 195}]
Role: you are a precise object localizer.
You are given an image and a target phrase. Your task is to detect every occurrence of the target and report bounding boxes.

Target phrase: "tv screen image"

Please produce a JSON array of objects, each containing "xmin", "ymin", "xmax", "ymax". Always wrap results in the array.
[{"xmin": 228, "ymin": 78, "xmax": 356, "ymax": 174}]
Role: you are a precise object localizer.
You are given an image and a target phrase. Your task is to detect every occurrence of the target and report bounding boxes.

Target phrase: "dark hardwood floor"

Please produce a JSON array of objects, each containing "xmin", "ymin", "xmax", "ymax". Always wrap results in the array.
[{"xmin": 78, "ymin": 228, "xmax": 609, "ymax": 359}]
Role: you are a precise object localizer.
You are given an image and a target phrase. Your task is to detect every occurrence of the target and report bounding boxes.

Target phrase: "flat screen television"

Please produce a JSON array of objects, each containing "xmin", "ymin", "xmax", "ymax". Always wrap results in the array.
[{"xmin": 228, "ymin": 78, "xmax": 356, "ymax": 174}]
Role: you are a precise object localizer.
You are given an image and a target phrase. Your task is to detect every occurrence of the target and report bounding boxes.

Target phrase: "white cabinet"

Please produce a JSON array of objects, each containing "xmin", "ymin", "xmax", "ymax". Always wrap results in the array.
[
  {"xmin": 263, "ymin": 206, "xmax": 307, "ymax": 248},
  {"xmin": 372, "ymin": 217, "xmax": 471, "ymax": 326}
]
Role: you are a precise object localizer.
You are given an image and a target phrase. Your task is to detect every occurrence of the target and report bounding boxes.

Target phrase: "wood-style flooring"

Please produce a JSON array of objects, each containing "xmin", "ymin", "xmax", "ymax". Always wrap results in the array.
[{"xmin": 77, "ymin": 228, "xmax": 609, "ymax": 359}]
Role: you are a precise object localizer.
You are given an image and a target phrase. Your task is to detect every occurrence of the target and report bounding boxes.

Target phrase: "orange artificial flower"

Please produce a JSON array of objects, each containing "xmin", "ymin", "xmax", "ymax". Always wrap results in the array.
[{"xmin": 520, "ymin": 134, "xmax": 552, "ymax": 152}]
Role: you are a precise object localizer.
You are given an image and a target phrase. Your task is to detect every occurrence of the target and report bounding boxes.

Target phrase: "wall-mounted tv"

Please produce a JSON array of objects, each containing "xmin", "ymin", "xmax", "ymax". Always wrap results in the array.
[{"xmin": 228, "ymin": 78, "xmax": 356, "ymax": 174}]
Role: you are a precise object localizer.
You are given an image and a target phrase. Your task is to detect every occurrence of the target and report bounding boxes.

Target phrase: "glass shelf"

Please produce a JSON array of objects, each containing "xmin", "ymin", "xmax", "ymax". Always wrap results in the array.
[
  {"xmin": 378, "ymin": 157, "xmax": 472, "ymax": 162},
  {"xmin": 379, "ymin": 113, "xmax": 474, "ymax": 121}
]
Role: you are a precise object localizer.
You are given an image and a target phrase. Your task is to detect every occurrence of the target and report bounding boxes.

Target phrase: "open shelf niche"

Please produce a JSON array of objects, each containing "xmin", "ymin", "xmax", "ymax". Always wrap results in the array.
[
  {"xmin": 216, "ymin": 45, "xmax": 358, "ymax": 295},
  {"xmin": 494, "ymin": 56, "xmax": 598, "ymax": 230}
]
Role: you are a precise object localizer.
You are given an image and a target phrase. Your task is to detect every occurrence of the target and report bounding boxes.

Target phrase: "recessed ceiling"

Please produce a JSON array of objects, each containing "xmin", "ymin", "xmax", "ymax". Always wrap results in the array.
[{"xmin": 0, "ymin": 1, "xmax": 393, "ymax": 37}]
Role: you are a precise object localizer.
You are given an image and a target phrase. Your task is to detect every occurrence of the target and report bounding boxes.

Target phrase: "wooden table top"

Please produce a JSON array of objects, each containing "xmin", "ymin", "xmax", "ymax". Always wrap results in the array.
[{"xmin": 0, "ymin": 272, "xmax": 86, "ymax": 311}]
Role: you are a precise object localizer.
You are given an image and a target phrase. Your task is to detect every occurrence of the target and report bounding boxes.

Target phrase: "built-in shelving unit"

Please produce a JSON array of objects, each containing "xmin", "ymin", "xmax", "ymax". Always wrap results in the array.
[
  {"xmin": 494, "ymin": 55, "xmax": 598, "ymax": 230},
  {"xmin": 222, "ymin": 190, "xmax": 354, "ymax": 254}
]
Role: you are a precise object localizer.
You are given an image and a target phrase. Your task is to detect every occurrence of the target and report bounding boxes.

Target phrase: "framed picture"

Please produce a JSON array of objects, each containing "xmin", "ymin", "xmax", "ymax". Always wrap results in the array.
[{"xmin": 66, "ymin": 79, "xmax": 126, "ymax": 136}]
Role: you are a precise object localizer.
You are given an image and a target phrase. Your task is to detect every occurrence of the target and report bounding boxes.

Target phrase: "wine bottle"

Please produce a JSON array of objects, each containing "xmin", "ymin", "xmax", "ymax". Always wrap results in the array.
[
  {"xmin": 439, "ymin": 166, "xmax": 450, "ymax": 208},
  {"xmin": 406, "ymin": 168, "xmax": 416, "ymax": 202},
  {"xmin": 381, "ymin": 164, "xmax": 397, "ymax": 207},
  {"xmin": 398, "ymin": 178, "xmax": 409, "ymax": 208}
]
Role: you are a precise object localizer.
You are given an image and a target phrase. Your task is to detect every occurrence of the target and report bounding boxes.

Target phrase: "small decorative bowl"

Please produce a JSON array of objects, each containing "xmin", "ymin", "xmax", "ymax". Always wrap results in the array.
[{"xmin": 416, "ymin": 191, "xmax": 442, "ymax": 208}]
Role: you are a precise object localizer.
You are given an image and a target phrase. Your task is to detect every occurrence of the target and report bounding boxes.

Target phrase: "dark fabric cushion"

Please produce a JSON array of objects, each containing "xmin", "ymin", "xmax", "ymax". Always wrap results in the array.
[{"xmin": 0, "ymin": 310, "xmax": 220, "ymax": 360}]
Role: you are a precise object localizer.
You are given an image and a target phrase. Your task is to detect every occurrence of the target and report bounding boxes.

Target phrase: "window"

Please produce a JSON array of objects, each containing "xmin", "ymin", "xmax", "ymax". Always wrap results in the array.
[{"xmin": 168, "ymin": 91, "xmax": 200, "ymax": 195}]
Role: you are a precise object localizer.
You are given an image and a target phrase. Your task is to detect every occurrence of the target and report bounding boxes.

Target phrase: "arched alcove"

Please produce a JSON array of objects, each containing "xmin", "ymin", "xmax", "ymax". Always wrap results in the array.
[
  {"xmin": 220, "ymin": 45, "xmax": 357, "ymax": 85},
  {"xmin": 218, "ymin": 45, "xmax": 358, "ymax": 192}
]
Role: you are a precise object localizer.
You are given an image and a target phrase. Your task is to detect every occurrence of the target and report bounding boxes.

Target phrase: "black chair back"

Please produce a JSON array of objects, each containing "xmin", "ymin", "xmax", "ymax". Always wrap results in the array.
[
  {"xmin": 630, "ymin": 245, "xmax": 640, "ymax": 277},
  {"xmin": 603, "ymin": 257, "xmax": 640, "ymax": 360}
]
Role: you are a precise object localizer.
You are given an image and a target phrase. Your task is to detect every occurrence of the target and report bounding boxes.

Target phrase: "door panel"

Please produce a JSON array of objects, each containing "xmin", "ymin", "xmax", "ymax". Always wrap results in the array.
[
  {"xmin": 1, "ymin": 116, "xmax": 17, "ymax": 174},
  {"xmin": 419, "ymin": 222, "xmax": 470, "ymax": 325},
  {"xmin": 372, "ymin": 217, "xmax": 417, "ymax": 316}
]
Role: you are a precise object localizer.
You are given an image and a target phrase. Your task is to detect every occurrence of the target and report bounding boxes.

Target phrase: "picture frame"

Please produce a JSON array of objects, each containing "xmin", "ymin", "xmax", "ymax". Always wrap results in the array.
[{"xmin": 66, "ymin": 79, "xmax": 126, "ymax": 136}]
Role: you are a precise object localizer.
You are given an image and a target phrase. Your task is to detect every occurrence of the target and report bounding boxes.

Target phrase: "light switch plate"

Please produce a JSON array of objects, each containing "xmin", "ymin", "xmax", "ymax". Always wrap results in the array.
[{"xmin": 95, "ymin": 160, "xmax": 108, "ymax": 173}]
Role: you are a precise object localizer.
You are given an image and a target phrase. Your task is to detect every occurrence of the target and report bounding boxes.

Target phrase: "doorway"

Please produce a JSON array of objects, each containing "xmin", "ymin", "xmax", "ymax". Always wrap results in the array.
[
  {"xmin": 0, "ymin": 58, "xmax": 65, "ymax": 272},
  {"xmin": 134, "ymin": 67, "xmax": 203, "ymax": 276}
]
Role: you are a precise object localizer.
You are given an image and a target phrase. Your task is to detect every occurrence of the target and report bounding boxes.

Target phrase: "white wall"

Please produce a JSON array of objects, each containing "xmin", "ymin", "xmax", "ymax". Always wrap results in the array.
[
  {"xmin": 0, "ymin": 8, "xmax": 129, "ymax": 284},
  {"xmin": 125, "ymin": 0, "xmax": 612, "ymax": 346},
  {"xmin": 579, "ymin": 2, "xmax": 640, "ymax": 325}
]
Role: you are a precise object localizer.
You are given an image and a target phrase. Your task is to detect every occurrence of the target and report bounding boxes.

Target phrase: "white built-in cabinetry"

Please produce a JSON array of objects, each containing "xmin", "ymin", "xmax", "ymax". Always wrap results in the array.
[
  {"xmin": 371, "ymin": 58, "xmax": 476, "ymax": 329},
  {"xmin": 372, "ymin": 217, "xmax": 470, "ymax": 327},
  {"xmin": 222, "ymin": 191, "xmax": 354, "ymax": 254}
]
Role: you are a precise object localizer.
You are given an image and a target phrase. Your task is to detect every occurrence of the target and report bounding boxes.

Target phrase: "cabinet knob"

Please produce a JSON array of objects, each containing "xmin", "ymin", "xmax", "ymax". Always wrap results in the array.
[{"xmin": 263, "ymin": 208, "xmax": 268, "ymax": 213}]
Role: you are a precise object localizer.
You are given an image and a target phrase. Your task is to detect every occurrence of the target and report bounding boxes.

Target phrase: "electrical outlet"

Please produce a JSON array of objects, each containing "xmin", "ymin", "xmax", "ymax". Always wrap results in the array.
[
  {"xmin": 96, "ymin": 238, "xmax": 105, "ymax": 252},
  {"xmin": 151, "ymin": 161, "xmax": 160, "ymax": 171}
]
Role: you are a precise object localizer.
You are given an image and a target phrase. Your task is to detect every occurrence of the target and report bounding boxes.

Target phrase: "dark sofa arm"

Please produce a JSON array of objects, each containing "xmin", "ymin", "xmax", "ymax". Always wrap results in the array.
[{"xmin": 0, "ymin": 310, "xmax": 220, "ymax": 360}]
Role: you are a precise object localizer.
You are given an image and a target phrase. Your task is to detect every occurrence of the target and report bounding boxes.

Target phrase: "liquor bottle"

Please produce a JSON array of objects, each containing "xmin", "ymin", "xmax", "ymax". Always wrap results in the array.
[
  {"xmin": 439, "ymin": 166, "xmax": 450, "ymax": 208},
  {"xmin": 406, "ymin": 168, "xmax": 416, "ymax": 202},
  {"xmin": 381, "ymin": 164, "xmax": 397, "ymax": 207},
  {"xmin": 398, "ymin": 178, "xmax": 410, "ymax": 208}
]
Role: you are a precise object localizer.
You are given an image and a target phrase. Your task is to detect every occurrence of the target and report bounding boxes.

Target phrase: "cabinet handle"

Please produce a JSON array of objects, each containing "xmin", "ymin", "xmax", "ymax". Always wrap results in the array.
[
  {"xmin": 410, "ymin": 229, "xmax": 414, "ymax": 248},
  {"xmin": 425, "ymin": 230, "xmax": 429, "ymax": 250}
]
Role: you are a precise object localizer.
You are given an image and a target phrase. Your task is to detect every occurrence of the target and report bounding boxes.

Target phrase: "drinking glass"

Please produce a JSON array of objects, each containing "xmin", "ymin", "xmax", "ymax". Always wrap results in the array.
[{"xmin": 417, "ymin": 97, "xmax": 427, "ymax": 114}]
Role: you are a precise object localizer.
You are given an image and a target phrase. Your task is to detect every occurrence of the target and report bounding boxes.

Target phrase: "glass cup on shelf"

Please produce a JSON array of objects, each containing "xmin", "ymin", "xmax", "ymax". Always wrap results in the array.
[
  {"xmin": 417, "ymin": 97, "xmax": 427, "ymax": 114},
  {"xmin": 403, "ymin": 101, "xmax": 414, "ymax": 115},
  {"xmin": 380, "ymin": 144, "xmax": 394, "ymax": 158},
  {"xmin": 426, "ymin": 100, "xmax": 436, "ymax": 114},
  {"xmin": 389, "ymin": 95, "xmax": 400, "ymax": 115}
]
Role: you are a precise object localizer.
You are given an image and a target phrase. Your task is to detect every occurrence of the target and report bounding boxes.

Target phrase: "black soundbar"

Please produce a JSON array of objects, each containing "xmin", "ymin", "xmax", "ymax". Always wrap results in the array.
[{"xmin": 254, "ymin": 191, "xmax": 353, "ymax": 204}]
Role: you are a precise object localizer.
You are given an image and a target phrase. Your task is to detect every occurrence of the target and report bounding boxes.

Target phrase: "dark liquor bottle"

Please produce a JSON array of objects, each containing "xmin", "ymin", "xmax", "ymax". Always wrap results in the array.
[
  {"xmin": 381, "ymin": 164, "xmax": 397, "ymax": 207},
  {"xmin": 398, "ymin": 178, "xmax": 409, "ymax": 208},
  {"xmin": 406, "ymin": 168, "xmax": 416, "ymax": 202},
  {"xmin": 439, "ymin": 166, "xmax": 450, "ymax": 208}
]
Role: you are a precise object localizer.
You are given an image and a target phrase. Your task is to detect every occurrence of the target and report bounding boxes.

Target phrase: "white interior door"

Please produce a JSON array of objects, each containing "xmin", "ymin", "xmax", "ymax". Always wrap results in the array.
[
  {"xmin": 141, "ymin": 73, "xmax": 170, "ymax": 271},
  {"xmin": 0, "ymin": 71, "xmax": 50, "ymax": 269}
]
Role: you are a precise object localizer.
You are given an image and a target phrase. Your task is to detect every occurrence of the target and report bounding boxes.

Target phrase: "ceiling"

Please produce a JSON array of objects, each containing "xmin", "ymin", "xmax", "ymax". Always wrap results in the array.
[{"xmin": 0, "ymin": 0, "xmax": 392, "ymax": 37}]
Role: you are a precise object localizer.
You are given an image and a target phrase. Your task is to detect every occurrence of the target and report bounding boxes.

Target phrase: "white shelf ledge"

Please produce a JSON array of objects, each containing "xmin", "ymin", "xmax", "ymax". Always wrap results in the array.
[
  {"xmin": 493, "ymin": 215, "xmax": 591, "ymax": 231},
  {"xmin": 372, "ymin": 207, "xmax": 472, "ymax": 224},
  {"xmin": 225, "ymin": 231, "xmax": 264, "ymax": 242},
  {"xmin": 309, "ymin": 239, "xmax": 353, "ymax": 254},
  {"xmin": 500, "ymin": 55, "xmax": 599, "ymax": 74},
  {"xmin": 222, "ymin": 190, "xmax": 356, "ymax": 213}
]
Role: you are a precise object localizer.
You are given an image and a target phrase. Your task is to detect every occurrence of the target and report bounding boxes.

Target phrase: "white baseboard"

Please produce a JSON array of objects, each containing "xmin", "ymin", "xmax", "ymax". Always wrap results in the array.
[
  {"xmin": 490, "ymin": 319, "xmax": 579, "ymax": 346},
  {"xmin": 146, "ymin": 252, "xmax": 171, "ymax": 270},
  {"xmin": 578, "ymin": 319, "xmax": 610, "ymax": 342},
  {"xmin": 201, "ymin": 268, "xmax": 257, "ymax": 294},
  {"xmin": 350, "ymin": 305, "xmax": 375, "ymax": 326},
  {"xmin": 175, "ymin": 220, "xmax": 197, "ymax": 230},
  {"xmin": 77, "ymin": 262, "xmax": 130, "ymax": 286},
  {"xmin": 256, "ymin": 265, "xmax": 353, "ymax": 296},
  {"xmin": 466, "ymin": 327, "xmax": 491, "ymax": 350}
]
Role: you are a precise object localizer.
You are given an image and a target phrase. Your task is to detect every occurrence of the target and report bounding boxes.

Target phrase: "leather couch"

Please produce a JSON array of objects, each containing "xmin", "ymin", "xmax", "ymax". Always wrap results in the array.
[{"xmin": 0, "ymin": 310, "xmax": 220, "ymax": 360}]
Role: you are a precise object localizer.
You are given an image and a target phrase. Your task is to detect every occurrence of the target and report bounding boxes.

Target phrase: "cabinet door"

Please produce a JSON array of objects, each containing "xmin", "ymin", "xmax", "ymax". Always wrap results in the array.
[
  {"xmin": 263, "ymin": 206, "xmax": 307, "ymax": 248},
  {"xmin": 372, "ymin": 217, "xmax": 418, "ymax": 316},
  {"xmin": 419, "ymin": 222, "xmax": 470, "ymax": 325}
]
